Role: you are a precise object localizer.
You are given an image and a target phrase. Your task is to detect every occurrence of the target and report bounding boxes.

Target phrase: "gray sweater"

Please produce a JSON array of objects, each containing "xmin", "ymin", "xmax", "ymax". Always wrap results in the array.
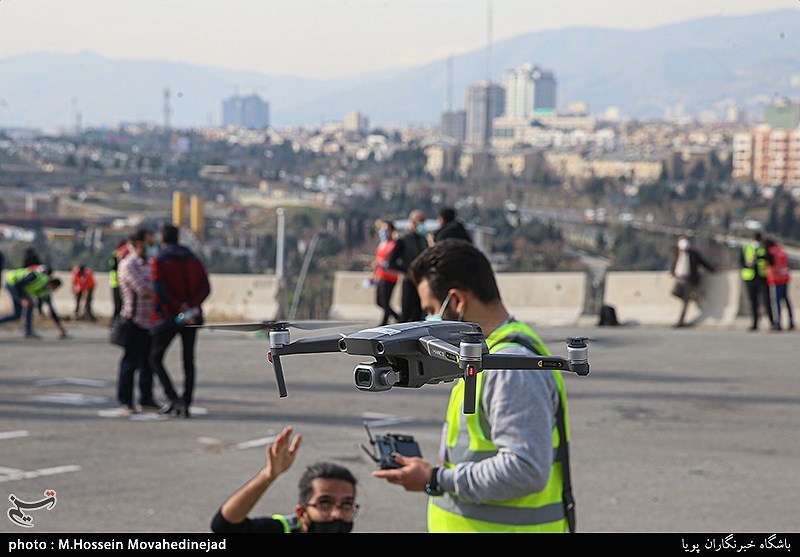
[{"xmin": 437, "ymin": 343, "xmax": 560, "ymax": 502}]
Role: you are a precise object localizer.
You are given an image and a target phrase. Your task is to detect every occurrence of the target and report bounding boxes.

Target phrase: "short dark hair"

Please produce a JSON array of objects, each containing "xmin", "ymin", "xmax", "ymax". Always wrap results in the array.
[
  {"xmin": 438, "ymin": 207, "xmax": 456, "ymax": 223},
  {"xmin": 298, "ymin": 462, "xmax": 358, "ymax": 506},
  {"xmin": 409, "ymin": 239, "xmax": 500, "ymax": 304},
  {"xmin": 130, "ymin": 228, "xmax": 152, "ymax": 244},
  {"xmin": 754, "ymin": 231, "xmax": 763, "ymax": 242},
  {"xmin": 161, "ymin": 224, "xmax": 179, "ymax": 245}
]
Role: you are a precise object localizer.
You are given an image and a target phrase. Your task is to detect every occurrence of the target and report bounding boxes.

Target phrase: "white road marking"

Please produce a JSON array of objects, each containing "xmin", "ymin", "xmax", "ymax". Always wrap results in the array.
[
  {"xmin": 35, "ymin": 378, "xmax": 109, "ymax": 388},
  {"xmin": 30, "ymin": 393, "xmax": 109, "ymax": 406},
  {"xmin": 235, "ymin": 436, "xmax": 276, "ymax": 450},
  {"xmin": 0, "ymin": 465, "xmax": 82, "ymax": 483},
  {"xmin": 360, "ymin": 412, "xmax": 414, "ymax": 427},
  {"xmin": 0, "ymin": 430, "xmax": 30, "ymax": 441}
]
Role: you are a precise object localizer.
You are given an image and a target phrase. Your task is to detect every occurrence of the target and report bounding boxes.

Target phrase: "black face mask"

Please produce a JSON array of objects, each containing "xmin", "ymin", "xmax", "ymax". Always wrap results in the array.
[{"xmin": 307, "ymin": 519, "xmax": 353, "ymax": 534}]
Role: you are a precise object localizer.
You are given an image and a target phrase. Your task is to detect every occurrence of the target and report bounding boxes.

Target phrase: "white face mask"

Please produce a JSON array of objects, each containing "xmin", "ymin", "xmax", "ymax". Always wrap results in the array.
[
  {"xmin": 145, "ymin": 245, "xmax": 159, "ymax": 260},
  {"xmin": 424, "ymin": 292, "xmax": 463, "ymax": 322}
]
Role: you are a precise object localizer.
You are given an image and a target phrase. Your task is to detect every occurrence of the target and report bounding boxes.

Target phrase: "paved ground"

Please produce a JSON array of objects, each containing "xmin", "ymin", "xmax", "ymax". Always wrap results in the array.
[{"xmin": 0, "ymin": 320, "xmax": 798, "ymax": 534}]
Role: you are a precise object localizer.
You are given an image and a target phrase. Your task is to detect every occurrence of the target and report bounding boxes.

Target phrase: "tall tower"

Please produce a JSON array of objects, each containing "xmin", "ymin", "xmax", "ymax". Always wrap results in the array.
[
  {"xmin": 172, "ymin": 191, "xmax": 187, "ymax": 227},
  {"xmin": 164, "ymin": 87, "xmax": 172, "ymax": 130},
  {"xmin": 465, "ymin": 81, "xmax": 505, "ymax": 147},
  {"xmin": 190, "ymin": 195, "xmax": 205, "ymax": 241}
]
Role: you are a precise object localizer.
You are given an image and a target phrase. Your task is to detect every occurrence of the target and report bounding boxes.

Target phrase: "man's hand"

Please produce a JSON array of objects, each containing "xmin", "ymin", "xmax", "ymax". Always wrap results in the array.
[
  {"xmin": 264, "ymin": 425, "xmax": 302, "ymax": 480},
  {"xmin": 372, "ymin": 454, "xmax": 431, "ymax": 492},
  {"xmin": 21, "ymin": 299, "xmax": 31, "ymax": 308}
]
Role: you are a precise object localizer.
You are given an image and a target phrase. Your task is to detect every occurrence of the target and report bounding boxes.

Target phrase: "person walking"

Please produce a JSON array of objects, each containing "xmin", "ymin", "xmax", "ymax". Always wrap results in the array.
[
  {"xmin": 371, "ymin": 220, "xmax": 400, "ymax": 326},
  {"xmin": 764, "ymin": 237, "xmax": 794, "ymax": 331},
  {"xmin": 149, "ymin": 224, "xmax": 211, "ymax": 419},
  {"xmin": 388, "ymin": 210, "xmax": 429, "ymax": 322},
  {"xmin": 669, "ymin": 235, "xmax": 717, "ymax": 328},
  {"xmin": 116, "ymin": 228, "xmax": 160, "ymax": 416},
  {"xmin": 740, "ymin": 232, "xmax": 773, "ymax": 331},
  {"xmin": 374, "ymin": 239, "xmax": 576, "ymax": 533}
]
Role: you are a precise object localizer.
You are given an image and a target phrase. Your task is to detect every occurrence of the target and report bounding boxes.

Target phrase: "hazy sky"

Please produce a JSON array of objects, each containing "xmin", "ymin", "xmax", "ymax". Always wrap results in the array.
[{"xmin": 0, "ymin": 0, "xmax": 797, "ymax": 79}]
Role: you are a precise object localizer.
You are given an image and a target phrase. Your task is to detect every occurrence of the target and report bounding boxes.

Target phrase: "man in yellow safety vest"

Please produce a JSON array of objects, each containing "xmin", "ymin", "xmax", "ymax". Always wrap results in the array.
[
  {"xmin": 740, "ymin": 231, "xmax": 773, "ymax": 331},
  {"xmin": 373, "ymin": 239, "xmax": 575, "ymax": 533},
  {"xmin": 0, "ymin": 267, "xmax": 64, "ymax": 339}
]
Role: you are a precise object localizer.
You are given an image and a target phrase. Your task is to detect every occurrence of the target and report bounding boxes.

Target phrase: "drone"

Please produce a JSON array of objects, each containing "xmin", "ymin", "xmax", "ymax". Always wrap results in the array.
[{"xmin": 197, "ymin": 320, "xmax": 590, "ymax": 414}]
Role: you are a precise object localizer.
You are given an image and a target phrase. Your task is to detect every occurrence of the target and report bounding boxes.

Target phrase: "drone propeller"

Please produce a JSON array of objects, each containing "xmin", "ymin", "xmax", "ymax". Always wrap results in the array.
[{"xmin": 198, "ymin": 320, "xmax": 360, "ymax": 332}]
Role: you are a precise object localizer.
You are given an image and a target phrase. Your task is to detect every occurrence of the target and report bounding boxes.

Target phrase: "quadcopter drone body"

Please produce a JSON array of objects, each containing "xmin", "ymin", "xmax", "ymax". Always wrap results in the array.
[{"xmin": 199, "ymin": 320, "xmax": 590, "ymax": 414}]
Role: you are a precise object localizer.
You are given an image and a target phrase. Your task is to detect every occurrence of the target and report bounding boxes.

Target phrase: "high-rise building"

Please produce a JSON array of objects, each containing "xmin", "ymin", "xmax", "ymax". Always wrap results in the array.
[
  {"xmin": 764, "ymin": 100, "xmax": 800, "ymax": 130},
  {"xmin": 222, "ymin": 94, "xmax": 270, "ymax": 129},
  {"xmin": 465, "ymin": 81, "xmax": 505, "ymax": 147},
  {"xmin": 733, "ymin": 126, "xmax": 800, "ymax": 187},
  {"xmin": 344, "ymin": 111, "xmax": 370, "ymax": 134},
  {"xmin": 172, "ymin": 191, "xmax": 187, "ymax": 227},
  {"xmin": 441, "ymin": 110, "xmax": 466, "ymax": 142},
  {"xmin": 502, "ymin": 64, "xmax": 557, "ymax": 119}
]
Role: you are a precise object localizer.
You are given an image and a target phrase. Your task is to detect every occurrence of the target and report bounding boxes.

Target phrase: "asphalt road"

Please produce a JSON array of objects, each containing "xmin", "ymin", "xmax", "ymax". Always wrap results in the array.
[{"xmin": 1, "ymin": 322, "xmax": 798, "ymax": 534}]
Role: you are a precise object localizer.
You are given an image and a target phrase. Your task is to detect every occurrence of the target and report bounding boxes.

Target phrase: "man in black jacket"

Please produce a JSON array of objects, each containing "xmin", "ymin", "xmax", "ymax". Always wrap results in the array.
[
  {"xmin": 389, "ymin": 210, "xmax": 429, "ymax": 322},
  {"xmin": 433, "ymin": 207, "xmax": 472, "ymax": 243}
]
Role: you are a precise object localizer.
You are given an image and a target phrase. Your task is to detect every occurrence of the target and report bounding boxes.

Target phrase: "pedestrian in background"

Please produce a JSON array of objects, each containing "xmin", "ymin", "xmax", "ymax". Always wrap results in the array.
[
  {"xmin": 388, "ymin": 209, "xmax": 429, "ymax": 322},
  {"xmin": 765, "ymin": 237, "xmax": 794, "ymax": 331},
  {"xmin": 371, "ymin": 220, "xmax": 400, "ymax": 326},
  {"xmin": 433, "ymin": 207, "xmax": 472, "ymax": 243},
  {"xmin": 116, "ymin": 228, "xmax": 160, "ymax": 416},
  {"xmin": 109, "ymin": 238, "xmax": 131, "ymax": 324},
  {"xmin": 71, "ymin": 264, "xmax": 97, "ymax": 321},
  {"xmin": 149, "ymin": 224, "xmax": 211, "ymax": 419},
  {"xmin": 0, "ymin": 267, "xmax": 64, "ymax": 339},
  {"xmin": 669, "ymin": 235, "xmax": 716, "ymax": 328},
  {"xmin": 740, "ymin": 231, "xmax": 773, "ymax": 331}
]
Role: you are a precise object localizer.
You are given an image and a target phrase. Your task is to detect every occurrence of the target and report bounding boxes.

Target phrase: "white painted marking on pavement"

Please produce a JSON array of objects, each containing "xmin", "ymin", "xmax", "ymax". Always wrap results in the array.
[
  {"xmin": 35, "ymin": 377, "xmax": 109, "ymax": 388},
  {"xmin": 30, "ymin": 393, "xmax": 109, "ymax": 405},
  {"xmin": 0, "ymin": 430, "xmax": 30, "ymax": 441},
  {"xmin": 360, "ymin": 412, "xmax": 414, "ymax": 427},
  {"xmin": 0, "ymin": 465, "xmax": 82, "ymax": 483},
  {"xmin": 235, "ymin": 436, "xmax": 277, "ymax": 450}
]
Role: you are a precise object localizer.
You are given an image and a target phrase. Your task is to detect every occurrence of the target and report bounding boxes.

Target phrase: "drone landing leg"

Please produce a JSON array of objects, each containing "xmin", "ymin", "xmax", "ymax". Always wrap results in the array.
[{"xmin": 269, "ymin": 352, "xmax": 288, "ymax": 397}]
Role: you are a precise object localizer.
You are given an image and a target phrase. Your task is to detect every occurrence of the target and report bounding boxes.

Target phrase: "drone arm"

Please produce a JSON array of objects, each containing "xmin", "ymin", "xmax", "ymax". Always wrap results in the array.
[
  {"xmin": 271, "ymin": 335, "xmax": 344, "ymax": 356},
  {"xmin": 482, "ymin": 353, "xmax": 589, "ymax": 376}
]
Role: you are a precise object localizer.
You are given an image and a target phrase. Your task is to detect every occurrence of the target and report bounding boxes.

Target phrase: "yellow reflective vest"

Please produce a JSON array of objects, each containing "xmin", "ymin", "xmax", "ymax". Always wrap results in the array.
[
  {"xmin": 741, "ymin": 243, "xmax": 768, "ymax": 281},
  {"xmin": 6, "ymin": 268, "xmax": 49, "ymax": 299},
  {"xmin": 427, "ymin": 320, "xmax": 573, "ymax": 533}
]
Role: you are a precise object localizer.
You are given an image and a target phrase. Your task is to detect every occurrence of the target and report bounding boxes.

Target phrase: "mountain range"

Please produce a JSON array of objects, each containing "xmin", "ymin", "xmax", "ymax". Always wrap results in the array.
[{"xmin": 1, "ymin": 9, "xmax": 799, "ymax": 130}]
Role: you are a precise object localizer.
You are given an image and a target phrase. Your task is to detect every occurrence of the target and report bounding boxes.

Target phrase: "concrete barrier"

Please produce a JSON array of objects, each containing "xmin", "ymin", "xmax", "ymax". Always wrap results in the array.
[
  {"xmin": 0, "ymin": 270, "xmax": 279, "ymax": 324},
  {"xmin": 328, "ymin": 271, "xmax": 401, "ymax": 325},
  {"xmin": 496, "ymin": 272, "xmax": 586, "ymax": 326},
  {"xmin": 328, "ymin": 270, "xmax": 586, "ymax": 327},
  {"xmin": 603, "ymin": 270, "xmax": 742, "ymax": 327}
]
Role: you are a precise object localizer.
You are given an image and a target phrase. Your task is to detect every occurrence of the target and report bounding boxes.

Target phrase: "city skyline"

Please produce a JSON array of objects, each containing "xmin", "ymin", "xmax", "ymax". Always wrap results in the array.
[{"xmin": 0, "ymin": 1, "xmax": 797, "ymax": 80}]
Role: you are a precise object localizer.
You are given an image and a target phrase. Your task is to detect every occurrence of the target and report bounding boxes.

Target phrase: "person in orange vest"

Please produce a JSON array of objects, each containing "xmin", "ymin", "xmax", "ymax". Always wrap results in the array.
[
  {"xmin": 371, "ymin": 220, "xmax": 400, "ymax": 326},
  {"xmin": 765, "ymin": 238, "xmax": 794, "ymax": 331},
  {"xmin": 71, "ymin": 265, "xmax": 97, "ymax": 321}
]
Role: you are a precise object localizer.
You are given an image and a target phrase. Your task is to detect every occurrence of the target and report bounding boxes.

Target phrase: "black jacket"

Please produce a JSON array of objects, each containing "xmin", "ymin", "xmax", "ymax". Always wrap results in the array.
[
  {"xmin": 434, "ymin": 221, "xmax": 472, "ymax": 243},
  {"xmin": 670, "ymin": 248, "xmax": 715, "ymax": 286}
]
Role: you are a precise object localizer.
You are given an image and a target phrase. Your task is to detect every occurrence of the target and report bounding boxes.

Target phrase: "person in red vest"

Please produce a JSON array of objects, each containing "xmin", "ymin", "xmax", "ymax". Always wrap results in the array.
[
  {"xmin": 371, "ymin": 220, "xmax": 400, "ymax": 326},
  {"xmin": 71, "ymin": 265, "xmax": 97, "ymax": 321},
  {"xmin": 765, "ymin": 238, "xmax": 794, "ymax": 331}
]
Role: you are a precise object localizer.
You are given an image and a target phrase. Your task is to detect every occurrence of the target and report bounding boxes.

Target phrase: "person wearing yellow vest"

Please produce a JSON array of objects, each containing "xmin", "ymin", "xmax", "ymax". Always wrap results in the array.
[
  {"xmin": 0, "ymin": 267, "xmax": 63, "ymax": 339},
  {"xmin": 740, "ymin": 232, "xmax": 774, "ymax": 331},
  {"xmin": 373, "ymin": 239, "xmax": 575, "ymax": 533}
]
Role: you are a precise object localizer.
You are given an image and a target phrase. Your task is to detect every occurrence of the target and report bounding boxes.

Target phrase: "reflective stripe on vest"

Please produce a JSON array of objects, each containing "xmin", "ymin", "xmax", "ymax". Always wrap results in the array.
[{"xmin": 427, "ymin": 321, "xmax": 570, "ymax": 533}]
